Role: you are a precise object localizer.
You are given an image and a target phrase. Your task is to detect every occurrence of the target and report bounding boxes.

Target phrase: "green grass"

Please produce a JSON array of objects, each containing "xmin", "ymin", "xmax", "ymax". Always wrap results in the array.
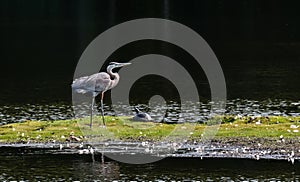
[
  {"xmin": 0, "ymin": 119, "xmax": 80, "ymax": 143},
  {"xmin": 0, "ymin": 116, "xmax": 299, "ymax": 143}
]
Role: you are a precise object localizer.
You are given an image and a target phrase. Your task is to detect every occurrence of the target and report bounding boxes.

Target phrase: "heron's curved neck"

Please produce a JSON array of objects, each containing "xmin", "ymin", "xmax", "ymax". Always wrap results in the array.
[
  {"xmin": 107, "ymin": 68, "xmax": 120, "ymax": 87},
  {"xmin": 107, "ymin": 68, "xmax": 117, "ymax": 77}
]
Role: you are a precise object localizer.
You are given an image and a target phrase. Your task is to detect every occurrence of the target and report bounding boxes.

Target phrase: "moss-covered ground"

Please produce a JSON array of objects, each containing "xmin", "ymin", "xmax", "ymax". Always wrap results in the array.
[{"xmin": 0, "ymin": 116, "xmax": 299, "ymax": 143}]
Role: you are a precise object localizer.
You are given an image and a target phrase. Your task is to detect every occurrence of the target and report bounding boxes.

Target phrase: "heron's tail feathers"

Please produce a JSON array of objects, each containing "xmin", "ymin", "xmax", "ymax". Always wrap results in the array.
[
  {"xmin": 71, "ymin": 76, "xmax": 89, "ymax": 88},
  {"xmin": 73, "ymin": 89, "xmax": 88, "ymax": 94},
  {"xmin": 71, "ymin": 76, "xmax": 95, "ymax": 94}
]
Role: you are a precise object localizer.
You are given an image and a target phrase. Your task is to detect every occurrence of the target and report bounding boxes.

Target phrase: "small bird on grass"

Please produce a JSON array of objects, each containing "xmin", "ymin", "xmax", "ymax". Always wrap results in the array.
[{"xmin": 132, "ymin": 107, "xmax": 153, "ymax": 122}]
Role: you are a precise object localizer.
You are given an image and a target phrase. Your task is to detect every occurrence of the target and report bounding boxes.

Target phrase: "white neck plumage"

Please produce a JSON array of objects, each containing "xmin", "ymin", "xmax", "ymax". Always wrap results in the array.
[{"xmin": 107, "ymin": 67, "xmax": 120, "ymax": 88}]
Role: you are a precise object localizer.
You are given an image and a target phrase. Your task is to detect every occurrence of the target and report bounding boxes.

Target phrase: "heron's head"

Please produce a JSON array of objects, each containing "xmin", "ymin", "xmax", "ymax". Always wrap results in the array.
[{"xmin": 107, "ymin": 62, "xmax": 131, "ymax": 72}]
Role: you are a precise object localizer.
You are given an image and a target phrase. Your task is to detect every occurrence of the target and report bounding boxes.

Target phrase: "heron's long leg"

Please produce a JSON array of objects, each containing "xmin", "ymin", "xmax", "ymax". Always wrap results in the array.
[
  {"xmin": 100, "ymin": 92, "xmax": 106, "ymax": 126},
  {"xmin": 90, "ymin": 96, "xmax": 95, "ymax": 128}
]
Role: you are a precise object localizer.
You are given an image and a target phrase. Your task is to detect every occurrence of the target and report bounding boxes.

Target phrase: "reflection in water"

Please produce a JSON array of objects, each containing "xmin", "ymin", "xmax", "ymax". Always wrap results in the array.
[
  {"xmin": 0, "ymin": 99, "xmax": 299, "ymax": 124},
  {"xmin": 0, "ymin": 154, "xmax": 299, "ymax": 181},
  {"xmin": 0, "ymin": 154, "xmax": 120, "ymax": 181},
  {"xmin": 73, "ymin": 160, "xmax": 120, "ymax": 181}
]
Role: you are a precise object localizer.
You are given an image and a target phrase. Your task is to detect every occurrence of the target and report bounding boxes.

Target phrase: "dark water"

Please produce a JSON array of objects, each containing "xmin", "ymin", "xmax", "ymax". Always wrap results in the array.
[
  {"xmin": 0, "ymin": 154, "xmax": 299, "ymax": 181},
  {"xmin": 1, "ymin": 1, "xmax": 300, "ymax": 180},
  {"xmin": 1, "ymin": 1, "xmax": 300, "ymax": 105}
]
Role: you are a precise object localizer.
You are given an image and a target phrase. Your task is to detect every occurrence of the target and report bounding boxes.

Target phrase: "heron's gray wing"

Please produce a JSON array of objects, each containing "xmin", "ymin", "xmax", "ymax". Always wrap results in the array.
[
  {"xmin": 94, "ymin": 72, "xmax": 112, "ymax": 92},
  {"xmin": 72, "ymin": 72, "xmax": 111, "ymax": 94}
]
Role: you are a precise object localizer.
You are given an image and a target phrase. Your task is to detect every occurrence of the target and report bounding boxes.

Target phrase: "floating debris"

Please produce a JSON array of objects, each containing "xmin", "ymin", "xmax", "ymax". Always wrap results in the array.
[
  {"xmin": 255, "ymin": 120, "xmax": 261, "ymax": 125},
  {"xmin": 288, "ymin": 151, "xmax": 295, "ymax": 164},
  {"xmin": 68, "ymin": 135, "xmax": 81, "ymax": 142},
  {"xmin": 290, "ymin": 125, "xmax": 299, "ymax": 129},
  {"xmin": 78, "ymin": 149, "xmax": 90, "ymax": 154},
  {"xmin": 67, "ymin": 131, "xmax": 81, "ymax": 142},
  {"xmin": 254, "ymin": 154, "xmax": 260, "ymax": 160}
]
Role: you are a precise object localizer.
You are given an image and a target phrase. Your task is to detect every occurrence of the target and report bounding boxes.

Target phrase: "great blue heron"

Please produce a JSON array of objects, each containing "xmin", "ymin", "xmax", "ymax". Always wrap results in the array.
[
  {"xmin": 132, "ymin": 107, "xmax": 153, "ymax": 121},
  {"xmin": 72, "ymin": 62, "xmax": 131, "ymax": 128}
]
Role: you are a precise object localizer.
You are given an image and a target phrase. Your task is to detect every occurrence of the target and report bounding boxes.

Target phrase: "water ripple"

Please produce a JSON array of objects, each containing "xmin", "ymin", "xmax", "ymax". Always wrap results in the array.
[{"xmin": 0, "ymin": 99, "xmax": 299, "ymax": 124}]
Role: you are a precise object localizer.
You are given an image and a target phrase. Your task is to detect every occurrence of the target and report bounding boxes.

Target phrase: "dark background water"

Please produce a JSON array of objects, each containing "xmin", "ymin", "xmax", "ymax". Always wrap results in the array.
[{"xmin": 0, "ymin": 0, "xmax": 300, "ymax": 105}]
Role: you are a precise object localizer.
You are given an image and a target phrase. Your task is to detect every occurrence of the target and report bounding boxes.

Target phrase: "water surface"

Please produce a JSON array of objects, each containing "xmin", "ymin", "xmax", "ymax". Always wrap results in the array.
[
  {"xmin": 0, "ymin": 99, "xmax": 299, "ymax": 124},
  {"xmin": 0, "ymin": 154, "xmax": 299, "ymax": 181}
]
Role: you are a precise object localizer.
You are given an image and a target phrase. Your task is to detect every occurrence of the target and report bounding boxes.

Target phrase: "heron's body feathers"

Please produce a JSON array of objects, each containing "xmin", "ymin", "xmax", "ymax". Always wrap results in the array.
[{"xmin": 72, "ymin": 72, "xmax": 115, "ymax": 96}]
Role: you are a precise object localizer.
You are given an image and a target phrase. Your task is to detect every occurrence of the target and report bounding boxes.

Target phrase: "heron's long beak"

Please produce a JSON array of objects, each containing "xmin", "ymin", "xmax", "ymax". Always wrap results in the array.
[{"xmin": 119, "ymin": 62, "xmax": 131, "ymax": 67}]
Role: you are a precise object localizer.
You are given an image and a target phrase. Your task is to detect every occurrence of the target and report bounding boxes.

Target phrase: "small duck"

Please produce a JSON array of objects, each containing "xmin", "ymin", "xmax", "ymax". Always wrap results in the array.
[{"xmin": 132, "ymin": 107, "xmax": 152, "ymax": 122}]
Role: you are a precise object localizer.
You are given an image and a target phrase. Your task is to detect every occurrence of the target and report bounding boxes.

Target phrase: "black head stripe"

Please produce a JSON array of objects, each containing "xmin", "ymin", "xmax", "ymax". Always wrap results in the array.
[{"xmin": 109, "ymin": 62, "xmax": 117, "ymax": 65}]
